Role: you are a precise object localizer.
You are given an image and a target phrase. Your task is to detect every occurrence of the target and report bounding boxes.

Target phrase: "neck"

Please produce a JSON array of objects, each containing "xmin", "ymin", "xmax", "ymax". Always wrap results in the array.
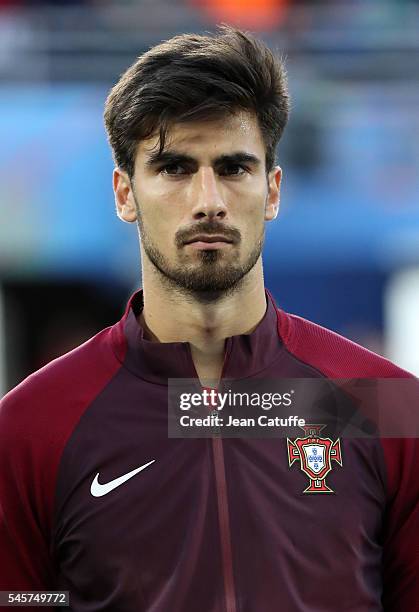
[{"xmin": 137, "ymin": 259, "xmax": 267, "ymax": 384}]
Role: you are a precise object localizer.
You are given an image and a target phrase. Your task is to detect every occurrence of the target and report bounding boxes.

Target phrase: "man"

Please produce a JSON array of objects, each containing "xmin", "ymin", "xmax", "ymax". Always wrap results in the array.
[{"xmin": 0, "ymin": 26, "xmax": 417, "ymax": 612}]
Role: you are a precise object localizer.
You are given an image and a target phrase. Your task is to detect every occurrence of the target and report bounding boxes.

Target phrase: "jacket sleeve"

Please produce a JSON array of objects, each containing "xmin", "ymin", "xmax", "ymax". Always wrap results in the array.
[
  {"xmin": 381, "ymin": 437, "xmax": 419, "ymax": 611},
  {"xmin": 0, "ymin": 389, "xmax": 57, "ymax": 593},
  {"xmin": 0, "ymin": 327, "xmax": 121, "ymax": 608}
]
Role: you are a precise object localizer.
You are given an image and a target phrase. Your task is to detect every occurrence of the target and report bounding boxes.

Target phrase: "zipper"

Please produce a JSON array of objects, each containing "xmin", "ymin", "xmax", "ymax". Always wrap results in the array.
[
  {"xmin": 192, "ymin": 339, "xmax": 238, "ymax": 612},
  {"xmin": 212, "ymin": 435, "xmax": 237, "ymax": 612},
  {"xmin": 211, "ymin": 341, "xmax": 238, "ymax": 612}
]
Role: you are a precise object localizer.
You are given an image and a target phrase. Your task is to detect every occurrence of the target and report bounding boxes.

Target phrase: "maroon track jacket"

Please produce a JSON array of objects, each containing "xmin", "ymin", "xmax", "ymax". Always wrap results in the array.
[{"xmin": 0, "ymin": 289, "xmax": 418, "ymax": 611}]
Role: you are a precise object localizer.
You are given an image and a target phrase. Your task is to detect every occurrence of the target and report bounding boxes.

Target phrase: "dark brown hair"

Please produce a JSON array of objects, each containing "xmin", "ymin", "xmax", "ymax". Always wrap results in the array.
[{"xmin": 104, "ymin": 25, "xmax": 290, "ymax": 178}]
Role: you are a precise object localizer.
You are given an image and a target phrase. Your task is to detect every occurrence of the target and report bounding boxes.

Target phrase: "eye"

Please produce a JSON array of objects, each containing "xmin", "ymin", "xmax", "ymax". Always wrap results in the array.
[
  {"xmin": 219, "ymin": 164, "xmax": 248, "ymax": 177},
  {"xmin": 159, "ymin": 163, "xmax": 188, "ymax": 176}
]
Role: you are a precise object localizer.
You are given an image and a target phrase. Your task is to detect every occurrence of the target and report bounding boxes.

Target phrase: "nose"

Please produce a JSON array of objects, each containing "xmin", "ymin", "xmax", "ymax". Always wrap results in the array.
[{"xmin": 190, "ymin": 167, "xmax": 227, "ymax": 221}]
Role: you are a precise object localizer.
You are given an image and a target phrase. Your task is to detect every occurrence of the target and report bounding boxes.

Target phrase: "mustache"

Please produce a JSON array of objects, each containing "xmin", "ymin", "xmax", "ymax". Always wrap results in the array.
[{"xmin": 175, "ymin": 222, "xmax": 241, "ymax": 247}]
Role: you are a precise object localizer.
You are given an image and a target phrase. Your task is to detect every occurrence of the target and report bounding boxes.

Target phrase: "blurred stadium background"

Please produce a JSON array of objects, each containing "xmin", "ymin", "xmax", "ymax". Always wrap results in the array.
[{"xmin": 0, "ymin": 0, "xmax": 418, "ymax": 394}]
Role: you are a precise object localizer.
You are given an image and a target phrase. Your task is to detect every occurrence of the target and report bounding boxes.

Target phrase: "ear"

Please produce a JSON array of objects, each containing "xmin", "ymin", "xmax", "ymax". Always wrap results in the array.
[
  {"xmin": 264, "ymin": 166, "xmax": 282, "ymax": 222},
  {"xmin": 113, "ymin": 168, "xmax": 138, "ymax": 223}
]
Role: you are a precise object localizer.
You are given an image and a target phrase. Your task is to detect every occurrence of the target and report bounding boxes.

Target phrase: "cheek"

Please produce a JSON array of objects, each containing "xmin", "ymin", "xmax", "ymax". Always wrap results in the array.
[
  {"xmin": 240, "ymin": 195, "xmax": 267, "ymax": 232},
  {"xmin": 140, "ymin": 200, "xmax": 180, "ymax": 248}
]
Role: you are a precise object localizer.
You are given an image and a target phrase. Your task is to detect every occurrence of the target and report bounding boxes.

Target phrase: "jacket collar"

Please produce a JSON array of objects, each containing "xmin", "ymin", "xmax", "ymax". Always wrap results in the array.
[{"xmin": 112, "ymin": 288, "xmax": 284, "ymax": 385}]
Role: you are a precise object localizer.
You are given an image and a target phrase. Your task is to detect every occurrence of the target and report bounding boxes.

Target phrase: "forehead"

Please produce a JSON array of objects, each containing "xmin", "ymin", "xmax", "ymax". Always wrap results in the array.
[{"xmin": 137, "ymin": 111, "xmax": 265, "ymax": 161}]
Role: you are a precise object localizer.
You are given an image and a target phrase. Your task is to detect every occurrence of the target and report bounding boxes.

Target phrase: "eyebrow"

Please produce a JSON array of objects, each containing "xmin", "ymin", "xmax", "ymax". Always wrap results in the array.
[{"xmin": 145, "ymin": 149, "xmax": 262, "ymax": 168}]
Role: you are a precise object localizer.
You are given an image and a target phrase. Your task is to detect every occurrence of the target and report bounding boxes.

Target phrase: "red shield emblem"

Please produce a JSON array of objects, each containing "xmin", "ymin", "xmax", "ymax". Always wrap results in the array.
[{"xmin": 287, "ymin": 424, "xmax": 342, "ymax": 493}]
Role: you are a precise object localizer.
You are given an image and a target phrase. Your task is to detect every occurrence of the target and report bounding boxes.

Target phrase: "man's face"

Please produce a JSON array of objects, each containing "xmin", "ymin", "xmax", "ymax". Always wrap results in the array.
[{"xmin": 114, "ymin": 111, "xmax": 281, "ymax": 297}]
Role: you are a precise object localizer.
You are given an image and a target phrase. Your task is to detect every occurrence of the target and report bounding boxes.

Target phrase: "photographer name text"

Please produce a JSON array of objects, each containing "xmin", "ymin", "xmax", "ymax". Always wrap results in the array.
[{"xmin": 179, "ymin": 414, "xmax": 306, "ymax": 428}]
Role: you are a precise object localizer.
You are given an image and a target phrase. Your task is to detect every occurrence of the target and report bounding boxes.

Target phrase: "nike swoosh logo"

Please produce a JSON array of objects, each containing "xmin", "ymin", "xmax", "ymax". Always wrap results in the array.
[{"xmin": 90, "ymin": 459, "xmax": 155, "ymax": 497}]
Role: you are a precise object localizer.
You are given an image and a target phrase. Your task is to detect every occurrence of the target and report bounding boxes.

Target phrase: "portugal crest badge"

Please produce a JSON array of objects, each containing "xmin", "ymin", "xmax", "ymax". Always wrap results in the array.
[{"xmin": 287, "ymin": 424, "xmax": 342, "ymax": 494}]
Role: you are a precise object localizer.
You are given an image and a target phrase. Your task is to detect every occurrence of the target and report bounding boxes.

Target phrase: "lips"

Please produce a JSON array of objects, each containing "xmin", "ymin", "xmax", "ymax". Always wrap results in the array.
[{"xmin": 184, "ymin": 235, "xmax": 233, "ymax": 245}]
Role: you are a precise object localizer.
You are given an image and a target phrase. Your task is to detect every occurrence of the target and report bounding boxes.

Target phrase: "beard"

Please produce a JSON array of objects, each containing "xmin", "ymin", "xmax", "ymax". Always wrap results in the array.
[{"xmin": 136, "ymin": 213, "xmax": 265, "ymax": 301}]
